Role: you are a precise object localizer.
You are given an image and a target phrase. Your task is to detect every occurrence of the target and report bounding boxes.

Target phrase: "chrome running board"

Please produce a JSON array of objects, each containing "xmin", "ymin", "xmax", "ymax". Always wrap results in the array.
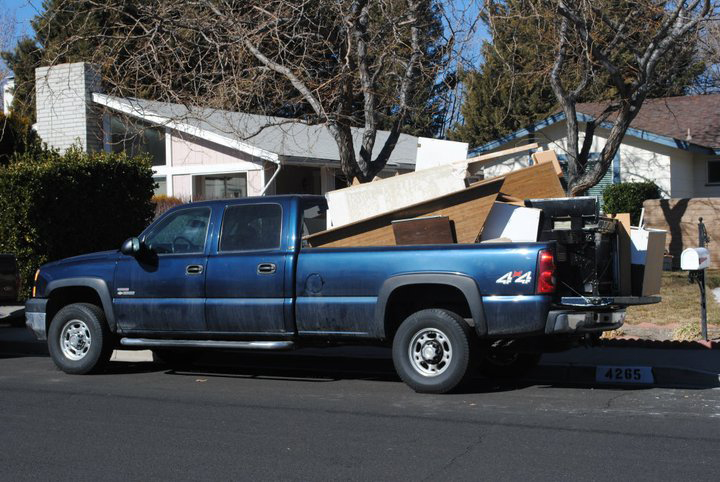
[{"xmin": 120, "ymin": 338, "xmax": 294, "ymax": 350}]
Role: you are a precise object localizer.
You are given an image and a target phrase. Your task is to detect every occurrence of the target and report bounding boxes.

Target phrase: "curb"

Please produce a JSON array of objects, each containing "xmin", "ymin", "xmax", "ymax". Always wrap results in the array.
[
  {"xmin": 111, "ymin": 349, "xmax": 154, "ymax": 362},
  {"xmin": 530, "ymin": 363, "xmax": 720, "ymax": 389},
  {"xmin": 598, "ymin": 338, "xmax": 719, "ymax": 350}
]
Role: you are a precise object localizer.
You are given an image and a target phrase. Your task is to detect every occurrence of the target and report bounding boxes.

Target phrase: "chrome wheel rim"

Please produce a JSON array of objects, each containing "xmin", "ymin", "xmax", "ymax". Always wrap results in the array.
[
  {"xmin": 408, "ymin": 328, "xmax": 452, "ymax": 377},
  {"xmin": 60, "ymin": 319, "xmax": 92, "ymax": 361}
]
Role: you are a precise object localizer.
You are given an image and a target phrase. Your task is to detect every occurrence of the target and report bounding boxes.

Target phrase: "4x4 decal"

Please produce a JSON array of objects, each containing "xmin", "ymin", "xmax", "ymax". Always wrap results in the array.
[{"xmin": 496, "ymin": 271, "xmax": 532, "ymax": 285}]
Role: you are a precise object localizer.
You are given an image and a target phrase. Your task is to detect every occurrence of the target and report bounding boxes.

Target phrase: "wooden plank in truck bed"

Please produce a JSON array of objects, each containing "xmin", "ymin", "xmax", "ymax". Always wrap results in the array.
[
  {"xmin": 306, "ymin": 177, "xmax": 504, "ymax": 247},
  {"xmin": 305, "ymin": 160, "xmax": 565, "ymax": 248}
]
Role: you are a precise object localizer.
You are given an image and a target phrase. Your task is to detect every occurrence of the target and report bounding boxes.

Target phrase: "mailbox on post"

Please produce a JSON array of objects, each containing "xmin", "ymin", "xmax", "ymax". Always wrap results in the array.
[
  {"xmin": 684, "ymin": 218, "xmax": 711, "ymax": 341},
  {"xmin": 681, "ymin": 247, "xmax": 710, "ymax": 271}
]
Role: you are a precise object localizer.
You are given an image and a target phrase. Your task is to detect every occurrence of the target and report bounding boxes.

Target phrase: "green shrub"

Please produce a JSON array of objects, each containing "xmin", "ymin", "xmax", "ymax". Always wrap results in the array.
[
  {"xmin": 152, "ymin": 194, "xmax": 185, "ymax": 219},
  {"xmin": 0, "ymin": 112, "xmax": 40, "ymax": 166},
  {"xmin": 0, "ymin": 146, "xmax": 156, "ymax": 297},
  {"xmin": 603, "ymin": 181, "xmax": 661, "ymax": 225}
]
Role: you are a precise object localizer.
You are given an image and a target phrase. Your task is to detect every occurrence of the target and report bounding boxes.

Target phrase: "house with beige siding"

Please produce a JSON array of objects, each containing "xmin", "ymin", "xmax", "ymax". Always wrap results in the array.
[
  {"xmin": 30, "ymin": 62, "xmax": 468, "ymax": 200},
  {"xmin": 473, "ymin": 95, "xmax": 720, "ymax": 199}
]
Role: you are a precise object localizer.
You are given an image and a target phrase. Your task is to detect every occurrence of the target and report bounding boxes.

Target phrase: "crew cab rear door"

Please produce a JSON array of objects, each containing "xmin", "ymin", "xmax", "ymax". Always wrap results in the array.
[
  {"xmin": 113, "ymin": 206, "xmax": 212, "ymax": 332},
  {"xmin": 204, "ymin": 202, "xmax": 293, "ymax": 335}
]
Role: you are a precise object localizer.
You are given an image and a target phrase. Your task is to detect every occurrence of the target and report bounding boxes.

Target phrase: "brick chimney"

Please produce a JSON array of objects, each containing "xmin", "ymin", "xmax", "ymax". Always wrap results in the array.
[{"xmin": 35, "ymin": 62, "xmax": 104, "ymax": 153}]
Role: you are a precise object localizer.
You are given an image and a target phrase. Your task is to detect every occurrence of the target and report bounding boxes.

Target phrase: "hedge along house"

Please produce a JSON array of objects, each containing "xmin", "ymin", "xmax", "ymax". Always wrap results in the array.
[
  {"xmin": 32, "ymin": 62, "xmax": 468, "ymax": 200},
  {"xmin": 472, "ymin": 95, "xmax": 720, "ymax": 200}
]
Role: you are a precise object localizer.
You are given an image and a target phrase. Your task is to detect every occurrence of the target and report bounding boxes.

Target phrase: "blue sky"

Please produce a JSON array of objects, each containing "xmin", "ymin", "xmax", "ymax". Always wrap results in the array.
[{"xmin": 4, "ymin": 0, "xmax": 41, "ymax": 41}]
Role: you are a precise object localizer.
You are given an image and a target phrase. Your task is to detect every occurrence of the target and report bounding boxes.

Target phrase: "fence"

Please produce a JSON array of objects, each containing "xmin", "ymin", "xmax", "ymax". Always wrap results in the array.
[{"xmin": 642, "ymin": 198, "xmax": 720, "ymax": 269}]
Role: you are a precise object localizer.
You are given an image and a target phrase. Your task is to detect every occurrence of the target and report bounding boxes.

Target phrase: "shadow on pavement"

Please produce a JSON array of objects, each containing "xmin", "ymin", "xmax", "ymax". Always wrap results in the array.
[{"xmin": 2, "ymin": 320, "xmax": 719, "ymax": 391}]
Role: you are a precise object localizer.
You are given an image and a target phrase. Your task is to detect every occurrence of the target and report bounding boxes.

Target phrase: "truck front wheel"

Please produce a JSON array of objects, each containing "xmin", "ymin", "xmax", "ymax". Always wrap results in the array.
[
  {"xmin": 47, "ymin": 303, "xmax": 113, "ymax": 374},
  {"xmin": 392, "ymin": 309, "xmax": 473, "ymax": 394}
]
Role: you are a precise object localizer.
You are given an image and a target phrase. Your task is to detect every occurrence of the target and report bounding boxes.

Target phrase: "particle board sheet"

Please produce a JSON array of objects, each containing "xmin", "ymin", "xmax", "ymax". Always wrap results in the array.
[
  {"xmin": 610, "ymin": 213, "xmax": 632, "ymax": 296},
  {"xmin": 531, "ymin": 150, "xmax": 564, "ymax": 178},
  {"xmin": 491, "ymin": 160, "xmax": 566, "ymax": 200},
  {"xmin": 306, "ymin": 177, "xmax": 504, "ymax": 247},
  {"xmin": 326, "ymin": 143, "xmax": 540, "ymax": 228},
  {"xmin": 630, "ymin": 227, "xmax": 667, "ymax": 296},
  {"xmin": 392, "ymin": 216, "xmax": 455, "ymax": 245}
]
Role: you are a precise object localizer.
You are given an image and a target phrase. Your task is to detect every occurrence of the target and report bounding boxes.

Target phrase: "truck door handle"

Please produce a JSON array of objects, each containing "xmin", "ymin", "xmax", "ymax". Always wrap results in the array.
[
  {"xmin": 257, "ymin": 263, "xmax": 277, "ymax": 274},
  {"xmin": 186, "ymin": 264, "xmax": 204, "ymax": 275}
]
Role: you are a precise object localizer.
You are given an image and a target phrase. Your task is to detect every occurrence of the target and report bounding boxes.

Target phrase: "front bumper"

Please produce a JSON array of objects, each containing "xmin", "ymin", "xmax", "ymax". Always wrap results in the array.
[
  {"xmin": 25, "ymin": 298, "xmax": 48, "ymax": 341},
  {"xmin": 545, "ymin": 309, "xmax": 625, "ymax": 335}
]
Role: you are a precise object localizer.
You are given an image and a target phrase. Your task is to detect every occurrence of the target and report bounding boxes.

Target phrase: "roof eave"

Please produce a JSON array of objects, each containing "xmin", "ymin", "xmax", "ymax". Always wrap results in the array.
[
  {"xmin": 92, "ymin": 93, "xmax": 280, "ymax": 164},
  {"xmin": 469, "ymin": 110, "xmax": 718, "ymax": 156}
]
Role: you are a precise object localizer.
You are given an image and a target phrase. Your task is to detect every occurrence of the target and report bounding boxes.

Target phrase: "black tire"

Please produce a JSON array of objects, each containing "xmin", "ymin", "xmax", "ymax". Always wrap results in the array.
[
  {"xmin": 47, "ymin": 303, "xmax": 113, "ymax": 374},
  {"xmin": 152, "ymin": 349, "xmax": 198, "ymax": 367},
  {"xmin": 392, "ymin": 309, "xmax": 473, "ymax": 394},
  {"xmin": 478, "ymin": 352, "xmax": 541, "ymax": 379}
]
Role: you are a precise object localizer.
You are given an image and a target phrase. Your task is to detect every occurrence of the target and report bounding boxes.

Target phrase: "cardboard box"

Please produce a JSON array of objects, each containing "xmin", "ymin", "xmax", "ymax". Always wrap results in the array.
[{"xmin": 630, "ymin": 227, "xmax": 667, "ymax": 296}]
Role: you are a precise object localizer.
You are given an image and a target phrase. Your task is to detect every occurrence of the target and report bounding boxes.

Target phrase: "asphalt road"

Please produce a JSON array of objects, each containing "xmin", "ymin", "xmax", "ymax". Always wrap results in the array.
[{"xmin": 2, "ymin": 339, "xmax": 720, "ymax": 482}]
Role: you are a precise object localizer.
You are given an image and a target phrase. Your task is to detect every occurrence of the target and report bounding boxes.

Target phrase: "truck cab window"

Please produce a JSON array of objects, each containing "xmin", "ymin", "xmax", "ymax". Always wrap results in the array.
[
  {"xmin": 220, "ymin": 204, "xmax": 282, "ymax": 252},
  {"xmin": 144, "ymin": 207, "xmax": 211, "ymax": 254},
  {"xmin": 301, "ymin": 201, "xmax": 328, "ymax": 247}
]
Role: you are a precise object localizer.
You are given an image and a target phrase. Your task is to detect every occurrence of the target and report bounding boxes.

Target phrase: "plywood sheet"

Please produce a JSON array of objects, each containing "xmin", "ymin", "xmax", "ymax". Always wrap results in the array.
[{"xmin": 307, "ymin": 177, "xmax": 504, "ymax": 247}]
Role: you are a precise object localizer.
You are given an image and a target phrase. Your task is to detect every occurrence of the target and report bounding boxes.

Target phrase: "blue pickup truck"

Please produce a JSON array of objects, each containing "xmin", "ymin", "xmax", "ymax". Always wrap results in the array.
[{"xmin": 25, "ymin": 195, "xmax": 658, "ymax": 393}]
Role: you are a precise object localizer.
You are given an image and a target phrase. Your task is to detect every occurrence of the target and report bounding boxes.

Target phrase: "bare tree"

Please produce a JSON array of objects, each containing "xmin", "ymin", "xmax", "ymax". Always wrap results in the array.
[
  {"xmin": 0, "ymin": 11, "xmax": 15, "ymax": 85},
  {"xmin": 697, "ymin": 18, "xmax": 720, "ymax": 92},
  {"xmin": 486, "ymin": 0, "xmax": 717, "ymax": 196},
  {"xmin": 38, "ymin": 0, "xmax": 481, "ymax": 184}
]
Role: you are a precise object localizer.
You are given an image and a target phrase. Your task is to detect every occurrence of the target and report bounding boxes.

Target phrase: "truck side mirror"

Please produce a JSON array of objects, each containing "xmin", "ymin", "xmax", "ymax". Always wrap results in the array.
[{"xmin": 120, "ymin": 237, "xmax": 142, "ymax": 256}]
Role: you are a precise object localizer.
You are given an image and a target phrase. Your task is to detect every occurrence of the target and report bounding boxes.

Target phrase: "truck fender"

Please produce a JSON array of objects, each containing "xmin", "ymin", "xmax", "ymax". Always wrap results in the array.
[
  {"xmin": 46, "ymin": 278, "xmax": 117, "ymax": 331},
  {"xmin": 374, "ymin": 273, "xmax": 487, "ymax": 338}
]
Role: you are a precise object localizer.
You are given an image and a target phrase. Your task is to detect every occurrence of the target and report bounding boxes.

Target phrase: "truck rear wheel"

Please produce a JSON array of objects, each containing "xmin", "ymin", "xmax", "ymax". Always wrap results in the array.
[
  {"xmin": 392, "ymin": 309, "xmax": 473, "ymax": 394},
  {"xmin": 47, "ymin": 303, "xmax": 113, "ymax": 374}
]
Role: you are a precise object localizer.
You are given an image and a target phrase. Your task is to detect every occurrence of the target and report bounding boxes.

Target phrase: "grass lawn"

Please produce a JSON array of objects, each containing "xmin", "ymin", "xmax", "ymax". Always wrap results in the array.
[{"xmin": 625, "ymin": 270, "xmax": 720, "ymax": 327}]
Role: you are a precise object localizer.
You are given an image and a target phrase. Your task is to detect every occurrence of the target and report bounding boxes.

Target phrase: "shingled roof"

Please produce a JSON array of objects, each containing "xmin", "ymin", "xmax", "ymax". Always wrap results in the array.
[{"xmin": 577, "ymin": 94, "xmax": 720, "ymax": 149}]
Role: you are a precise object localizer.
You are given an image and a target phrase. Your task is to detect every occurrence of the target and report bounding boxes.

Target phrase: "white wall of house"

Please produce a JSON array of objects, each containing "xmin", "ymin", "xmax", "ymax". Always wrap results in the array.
[
  {"xmin": 172, "ymin": 174, "xmax": 193, "ymax": 199},
  {"xmin": 152, "ymin": 130, "xmax": 268, "ymax": 199},
  {"xmin": 692, "ymin": 153, "xmax": 720, "ymax": 197},
  {"xmin": 615, "ymin": 136, "xmax": 672, "ymax": 196},
  {"xmin": 2, "ymin": 78, "xmax": 13, "ymax": 114}
]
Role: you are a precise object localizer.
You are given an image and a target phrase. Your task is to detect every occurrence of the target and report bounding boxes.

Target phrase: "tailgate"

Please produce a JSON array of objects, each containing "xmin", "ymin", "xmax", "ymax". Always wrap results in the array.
[{"xmin": 557, "ymin": 296, "xmax": 661, "ymax": 309}]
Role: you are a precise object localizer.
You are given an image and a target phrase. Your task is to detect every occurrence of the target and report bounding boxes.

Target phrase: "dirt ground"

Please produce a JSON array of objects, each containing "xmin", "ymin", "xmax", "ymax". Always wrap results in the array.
[{"xmin": 611, "ymin": 270, "xmax": 720, "ymax": 341}]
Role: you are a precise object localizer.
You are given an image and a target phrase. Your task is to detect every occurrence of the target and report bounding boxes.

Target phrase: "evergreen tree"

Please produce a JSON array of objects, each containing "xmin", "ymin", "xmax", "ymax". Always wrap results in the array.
[{"xmin": 1, "ymin": 38, "xmax": 41, "ymax": 121}]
